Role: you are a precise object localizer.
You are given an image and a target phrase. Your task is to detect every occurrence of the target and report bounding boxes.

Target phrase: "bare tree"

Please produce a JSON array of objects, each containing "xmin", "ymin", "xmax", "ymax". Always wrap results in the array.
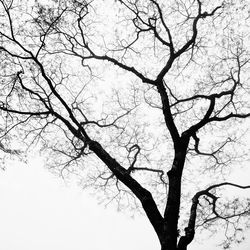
[{"xmin": 0, "ymin": 0, "xmax": 250, "ymax": 249}]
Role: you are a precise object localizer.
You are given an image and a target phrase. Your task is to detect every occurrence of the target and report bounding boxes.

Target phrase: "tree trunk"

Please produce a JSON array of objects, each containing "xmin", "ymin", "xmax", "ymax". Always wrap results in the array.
[
  {"xmin": 160, "ymin": 242, "xmax": 178, "ymax": 250},
  {"xmin": 161, "ymin": 137, "xmax": 190, "ymax": 250}
]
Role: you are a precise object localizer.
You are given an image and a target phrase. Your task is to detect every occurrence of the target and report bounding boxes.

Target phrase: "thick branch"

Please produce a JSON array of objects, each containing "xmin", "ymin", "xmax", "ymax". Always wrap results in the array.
[
  {"xmin": 157, "ymin": 81, "xmax": 180, "ymax": 146},
  {"xmin": 88, "ymin": 140, "xmax": 164, "ymax": 241},
  {"xmin": 209, "ymin": 113, "xmax": 250, "ymax": 122},
  {"xmin": 0, "ymin": 104, "xmax": 50, "ymax": 116},
  {"xmin": 175, "ymin": 2, "xmax": 222, "ymax": 58},
  {"xmin": 156, "ymin": 2, "xmax": 222, "ymax": 81},
  {"xmin": 77, "ymin": 53, "xmax": 156, "ymax": 85},
  {"xmin": 178, "ymin": 182, "xmax": 250, "ymax": 249}
]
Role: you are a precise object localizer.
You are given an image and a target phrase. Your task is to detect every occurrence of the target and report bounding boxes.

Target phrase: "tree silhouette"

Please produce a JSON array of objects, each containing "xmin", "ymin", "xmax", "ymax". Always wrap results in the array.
[{"xmin": 0, "ymin": 0, "xmax": 250, "ymax": 249}]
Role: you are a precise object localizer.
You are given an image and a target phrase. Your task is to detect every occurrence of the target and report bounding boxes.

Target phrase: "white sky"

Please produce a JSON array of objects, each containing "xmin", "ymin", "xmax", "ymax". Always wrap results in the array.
[{"xmin": 0, "ymin": 157, "xmax": 249, "ymax": 250}]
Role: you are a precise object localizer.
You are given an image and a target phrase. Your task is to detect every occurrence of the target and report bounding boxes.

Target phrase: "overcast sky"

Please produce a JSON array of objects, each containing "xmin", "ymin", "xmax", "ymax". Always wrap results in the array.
[{"xmin": 0, "ymin": 157, "xmax": 249, "ymax": 250}]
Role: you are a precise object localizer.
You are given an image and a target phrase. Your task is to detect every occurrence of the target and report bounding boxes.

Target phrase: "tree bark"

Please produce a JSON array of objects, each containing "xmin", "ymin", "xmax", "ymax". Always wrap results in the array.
[{"xmin": 161, "ymin": 137, "xmax": 190, "ymax": 250}]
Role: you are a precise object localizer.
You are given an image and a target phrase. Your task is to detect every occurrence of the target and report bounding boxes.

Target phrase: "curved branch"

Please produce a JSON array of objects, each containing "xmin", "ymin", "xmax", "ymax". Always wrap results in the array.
[
  {"xmin": 178, "ymin": 182, "xmax": 250, "ymax": 249},
  {"xmin": 189, "ymin": 134, "xmax": 232, "ymax": 167}
]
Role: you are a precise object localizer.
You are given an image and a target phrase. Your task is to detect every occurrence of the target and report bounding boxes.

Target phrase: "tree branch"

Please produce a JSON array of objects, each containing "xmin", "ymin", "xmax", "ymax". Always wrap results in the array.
[
  {"xmin": 88, "ymin": 140, "xmax": 164, "ymax": 240},
  {"xmin": 178, "ymin": 182, "xmax": 250, "ymax": 249}
]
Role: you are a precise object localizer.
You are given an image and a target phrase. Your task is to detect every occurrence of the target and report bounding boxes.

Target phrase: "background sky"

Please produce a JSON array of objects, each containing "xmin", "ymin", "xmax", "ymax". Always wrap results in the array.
[{"xmin": 0, "ymin": 156, "xmax": 249, "ymax": 250}]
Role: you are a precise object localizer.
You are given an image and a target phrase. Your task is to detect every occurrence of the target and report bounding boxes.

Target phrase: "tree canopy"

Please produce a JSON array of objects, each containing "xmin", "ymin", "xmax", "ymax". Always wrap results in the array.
[{"xmin": 0, "ymin": 0, "xmax": 250, "ymax": 249}]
